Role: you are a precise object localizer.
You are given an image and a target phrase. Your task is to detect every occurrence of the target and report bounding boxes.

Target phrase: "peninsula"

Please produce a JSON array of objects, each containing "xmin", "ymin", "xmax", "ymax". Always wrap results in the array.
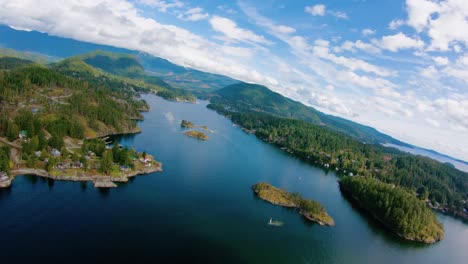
[
  {"xmin": 339, "ymin": 176, "xmax": 444, "ymax": 244},
  {"xmin": 252, "ymin": 182, "xmax": 335, "ymax": 226},
  {"xmin": 0, "ymin": 55, "xmax": 164, "ymax": 189}
]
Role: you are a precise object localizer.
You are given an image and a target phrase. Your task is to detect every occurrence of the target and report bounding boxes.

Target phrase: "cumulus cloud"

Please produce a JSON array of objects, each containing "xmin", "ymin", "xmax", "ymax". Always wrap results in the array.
[
  {"xmin": 378, "ymin": 32, "xmax": 425, "ymax": 52},
  {"xmin": 405, "ymin": 0, "xmax": 468, "ymax": 51}
]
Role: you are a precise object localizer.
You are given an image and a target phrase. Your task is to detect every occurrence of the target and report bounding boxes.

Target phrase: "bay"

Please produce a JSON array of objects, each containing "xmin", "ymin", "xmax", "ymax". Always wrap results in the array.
[{"xmin": 0, "ymin": 95, "xmax": 466, "ymax": 264}]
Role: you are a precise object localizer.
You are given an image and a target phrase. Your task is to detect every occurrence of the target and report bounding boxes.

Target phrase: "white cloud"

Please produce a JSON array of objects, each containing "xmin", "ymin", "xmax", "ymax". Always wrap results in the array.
[
  {"xmin": 305, "ymin": 4, "xmax": 347, "ymax": 19},
  {"xmin": 405, "ymin": 0, "xmax": 468, "ymax": 51},
  {"xmin": 305, "ymin": 4, "xmax": 325, "ymax": 16},
  {"xmin": 362, "ymin": 28, "xmax": 375, "ymax": 36},
  {"xmin": 209, "ymin": 15, "xmax": 271, "ymax": 45},
  {"xmin": 329, "ymin": 10, "xmax": 348, "ymax": 19},
  {"xmin": 334, "ymin": 40, "xmax": 381, "ymax": 54},
  {"xmin": 137, "ymin": 0, "xmax": 183, "ymax": 12},
  {"xmin": 313, "ymin": 39, "xmax": 393, "ymax": 77},
  {"xmin": 378, "ymin": 32, "xmax": 425, "ymax": 52},
  {"xmin": 432, "ymin": 56, "xmax": 449, "ymax": 66},
  {"xmin": 389, "ymin": 19, "xmax": 404, "ymax": 30},
  {"xmin": 177, "ymin": 7, "xmax": 209, "ymax": 21}
]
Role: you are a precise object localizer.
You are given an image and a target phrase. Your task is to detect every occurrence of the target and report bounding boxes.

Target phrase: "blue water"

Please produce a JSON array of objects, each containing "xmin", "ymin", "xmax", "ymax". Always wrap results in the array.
[{"xmin": 1, "ymin": 95, "xmax": 467, "ymax": 264}]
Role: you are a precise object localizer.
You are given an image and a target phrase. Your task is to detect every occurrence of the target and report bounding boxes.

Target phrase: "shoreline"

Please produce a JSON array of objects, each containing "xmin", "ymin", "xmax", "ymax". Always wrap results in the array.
[{"xmin": 1, "ymin": 163, "xmax": 162, "ymax": 188}]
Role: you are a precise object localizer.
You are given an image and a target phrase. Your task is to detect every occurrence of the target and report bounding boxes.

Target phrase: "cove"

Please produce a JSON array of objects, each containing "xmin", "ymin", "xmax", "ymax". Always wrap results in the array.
[{"xmin": 0, "ymin": 95, "xmax": 467, "ymax": 264}]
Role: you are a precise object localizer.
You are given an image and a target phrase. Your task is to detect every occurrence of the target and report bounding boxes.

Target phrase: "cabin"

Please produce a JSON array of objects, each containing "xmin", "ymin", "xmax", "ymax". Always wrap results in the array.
[{"xmin": 51, "ymin": 149, "xmax": 61, "ymax": 157}]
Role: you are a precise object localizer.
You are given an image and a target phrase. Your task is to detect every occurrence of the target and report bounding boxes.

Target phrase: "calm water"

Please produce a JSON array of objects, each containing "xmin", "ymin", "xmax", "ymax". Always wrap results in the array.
[{"xmin": 1, "ymin": 95, "xmax": 467, "ymax": 264}]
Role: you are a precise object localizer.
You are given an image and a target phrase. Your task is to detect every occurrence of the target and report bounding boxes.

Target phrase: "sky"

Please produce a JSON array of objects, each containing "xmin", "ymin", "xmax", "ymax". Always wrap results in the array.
[{"xmin": 0, "ymin": 0, "xmax": 467, "ymax": 161}]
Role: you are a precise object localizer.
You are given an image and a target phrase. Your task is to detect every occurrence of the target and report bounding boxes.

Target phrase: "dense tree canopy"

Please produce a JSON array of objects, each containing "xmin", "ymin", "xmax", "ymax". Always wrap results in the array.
[{"xmin": 340, "ymin": 176, "xmax": 444, "ymax": 243}]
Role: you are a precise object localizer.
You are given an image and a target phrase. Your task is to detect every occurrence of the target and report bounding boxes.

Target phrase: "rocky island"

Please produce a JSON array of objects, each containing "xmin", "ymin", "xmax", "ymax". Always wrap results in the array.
[
  {"xmin": 252, "ymin": 182, "xmax": 335, "ymax": 226},
  {"xmin": 183, "ymin": 130, "xmax": 209, "ymax": 140},
  {"xmin": 180, "ymin": 120, "xmax": 195, "ymax": 128}
]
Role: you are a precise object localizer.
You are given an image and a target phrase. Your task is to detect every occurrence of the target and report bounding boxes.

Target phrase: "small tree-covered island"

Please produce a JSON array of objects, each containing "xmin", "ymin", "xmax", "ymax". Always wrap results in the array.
[
  {"xmin": 252, "ymin": 182, "xmax": 335, "ymax": 226},
  {"xmin": 339, "ymin": 176, "xmax": 444, "ymax": 243},
  {"xmin": 0, "ymin": 55, "xmax": 165, "ymax": 188},
  {"xmin": 180, "ymin": 120, "xmax": 210, "ymax": 140}
]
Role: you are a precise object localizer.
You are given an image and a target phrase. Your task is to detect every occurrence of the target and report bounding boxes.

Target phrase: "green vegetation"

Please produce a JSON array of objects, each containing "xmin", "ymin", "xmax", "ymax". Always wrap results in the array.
[
  {"xmin": 0, "ymin": 47, "xmax": 60, "ymax": 64},
  {"xmin": 0, "ymin": 145, "xmax": 11, "ymax": 175},
  {"xmin": 137, "ymin": 52, "xmax": 238, "ymax": 93},
  {"xmin": 53, "ymin": 50, "xmax": 196, "ymax": 102},
  {"xmin": 183, "ymin": 130, "xmax": 209, "ymax": 140},
  {"xmin": 209, "ymin": 105, "xmax": 467, "ymax": 219},
  {"xmin": 210, "ymin": 83, "xmax": 405, "ymax": 145},
  {"xmin": 180, "ymin": 120, "xmax": 195, "ymax": 128},
  {"xmin": 0, "ymin": 52, "xmax": 158, "ymax": 179},
  {"xmin": 0, "ymin": 57, "xmax": 33, "ymax": 70},
  {"xmin": 340, "ymin": 176, "xmax": 444, "ymax": 243},
  {"xmin": 252, "ymin": 182, "xmax": 334, "ymax": 226}
]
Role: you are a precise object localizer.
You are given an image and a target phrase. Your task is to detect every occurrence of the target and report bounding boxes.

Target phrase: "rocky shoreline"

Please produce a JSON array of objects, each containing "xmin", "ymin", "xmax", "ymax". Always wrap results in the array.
[{"xmin": 1, "ymin": 164, "xmax": 162, "ymax": 189}]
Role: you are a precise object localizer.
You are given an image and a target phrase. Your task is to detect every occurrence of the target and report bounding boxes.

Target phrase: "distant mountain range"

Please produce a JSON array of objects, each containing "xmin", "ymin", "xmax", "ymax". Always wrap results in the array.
[{"xmin": 1, "ymin": 24, "xmax": 466, "ymax": 167}]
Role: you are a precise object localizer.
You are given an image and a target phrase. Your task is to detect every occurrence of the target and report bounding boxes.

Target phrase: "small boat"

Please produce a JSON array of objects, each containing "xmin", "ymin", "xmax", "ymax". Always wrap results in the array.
[{"xmin": 268, "ymin": 217, "xmax": 284, "ymax": 227}]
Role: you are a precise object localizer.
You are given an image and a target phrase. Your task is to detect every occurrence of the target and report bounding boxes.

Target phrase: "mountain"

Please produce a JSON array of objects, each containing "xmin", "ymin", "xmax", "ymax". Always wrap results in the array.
[
  {"xmin": 137, "ymin": 53, "xmax": 238, "ymax": 92},
  {"xmin": 211, "ymin": 83, "xmax": 407, "ymax": 145},
  {"xmin": 51, "ymin": 51, "xmax": 195, "ymax": 102},
  {"xmin": 0, "ymin": 25, "xmax": 238, "ymax": 92}
]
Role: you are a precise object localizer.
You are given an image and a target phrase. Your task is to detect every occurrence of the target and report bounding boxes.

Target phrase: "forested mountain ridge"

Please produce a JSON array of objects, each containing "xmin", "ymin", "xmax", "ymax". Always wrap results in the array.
[
  {"xmin": 211, "ymin": 83, "xmax": 407, "ymax": 145},
  {"xmin": 51, "ymin": 51, "xmax": 196, "ymax": 102},
  {"xmin": 137, "ymin": 52, "xmax": 238, "ymax": 93}
]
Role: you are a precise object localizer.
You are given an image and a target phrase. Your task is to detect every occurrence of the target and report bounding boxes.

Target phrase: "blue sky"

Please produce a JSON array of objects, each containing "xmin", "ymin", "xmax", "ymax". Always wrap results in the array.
[{"xmin": 0, "ymin": 0, "xmax": 467, "ymax": 161}]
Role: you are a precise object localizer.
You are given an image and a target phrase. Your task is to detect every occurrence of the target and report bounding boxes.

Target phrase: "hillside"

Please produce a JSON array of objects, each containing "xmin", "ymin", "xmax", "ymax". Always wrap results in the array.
[
  {"xmin": 137, "ymin": 52, "xmax": 238, "ymax": 92},
  {"xmin": 51, "ymin": 51, "xmax": 195, "ymax": 102},
  {"xmin": 0, "ymin": 60, "xmax": 146, "ymax": 139},
  {"xmin": 211, "ymin": 83, "xmax": 405, "ymax": 145}
]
